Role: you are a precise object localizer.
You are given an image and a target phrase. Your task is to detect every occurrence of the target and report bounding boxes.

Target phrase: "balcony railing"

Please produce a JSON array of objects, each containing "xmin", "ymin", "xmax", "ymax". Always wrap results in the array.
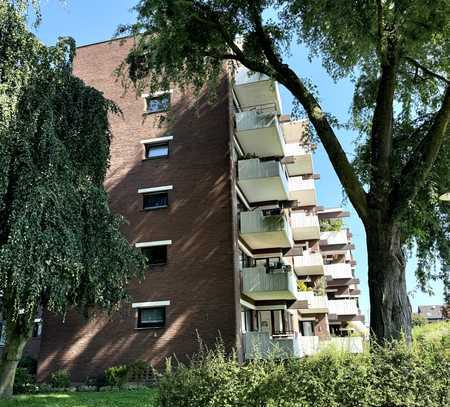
[
  {"xmin": 324, "ymin": 263, "xmax": 353, "ymax": 280},
  {"xmin": 242, "ymin": 266, "xmax": 297, "ymax": 300},
  {"xmin": 288, "ymin": 177, "xmax": 317, "ymax": 206},
  {"xmin": 244, "ymin": 331, "xmax": 303, "ymax": 359},
  {"xmin": 240, "ymin": 210, "xmax": 293, "ymax": 249},
  {"xmin": 238, "ymin": 159, "xmax": 289, "ymax": 203},
  {"xmin": 297, "ymin": 291, "xmax": 328, "ymax": 313},
  {"xmin": 320, "ymin": 230, "xmax": 348, "ymax": 246},
  {"xmin": 235, "ymin": 110, "xmax": 286, "ymax": 158},
  {"xmin": 283, "ymin": 143, "xmax": 313, "ymax": 176},
  {"xmin": 328, "ymin": 299, "xmax": 359, "ymax": 316},
  {"xmin": 290, "ymin": 212, "xmax": 320, "ymax": 240},
  {"xmin": 234, "ymin": 67, "xmax": 281, "ymax": 113},
  {"xmin": 292, "ymin": 252, "xmax": 324, "ymax": 276}
]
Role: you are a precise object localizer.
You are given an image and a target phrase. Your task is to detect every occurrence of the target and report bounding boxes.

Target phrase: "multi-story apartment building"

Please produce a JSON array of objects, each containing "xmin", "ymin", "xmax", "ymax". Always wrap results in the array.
[{"xmin": 31, "ymin": 38, "xmax": 365, "ymax": 381}]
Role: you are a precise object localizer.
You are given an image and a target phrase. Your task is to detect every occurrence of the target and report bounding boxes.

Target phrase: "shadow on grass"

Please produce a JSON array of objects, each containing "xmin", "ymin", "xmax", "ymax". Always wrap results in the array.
[{"xmin": 3, "ymin": 389, "xmax": 159, "ymax": 407}]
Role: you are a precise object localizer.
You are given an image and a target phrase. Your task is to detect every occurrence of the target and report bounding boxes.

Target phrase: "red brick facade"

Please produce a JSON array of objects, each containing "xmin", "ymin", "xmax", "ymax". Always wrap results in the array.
[{"xmin": 37, "ymin": 39, "xmax": 240, "ymax": 382}]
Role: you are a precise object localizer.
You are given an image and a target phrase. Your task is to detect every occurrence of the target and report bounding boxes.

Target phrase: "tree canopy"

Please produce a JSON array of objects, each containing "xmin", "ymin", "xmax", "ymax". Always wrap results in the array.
[
  {"xmin": 121, "ymin": 0, "xmax": 450, "ymax": 305},
  {"xmin": 0, "ymin": 0, "xmax": 144, "ymax": 349}
]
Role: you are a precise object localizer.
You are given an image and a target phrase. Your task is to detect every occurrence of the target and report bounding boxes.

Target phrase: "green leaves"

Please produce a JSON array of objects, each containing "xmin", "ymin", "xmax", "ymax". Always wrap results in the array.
[{"xmin": 0, "ymin": 3, "xmax": 145, "ymax": 323}]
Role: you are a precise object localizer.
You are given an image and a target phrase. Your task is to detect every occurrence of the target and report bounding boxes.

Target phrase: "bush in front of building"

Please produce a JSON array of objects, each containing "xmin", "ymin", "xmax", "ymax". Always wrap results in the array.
[
  {"xmin": 48, "ymin": 369, "xmax": 71, "ymax": 389},
  {"xmin": 158, "ymin": 339, "xmax": 450, "ymax": 407}
]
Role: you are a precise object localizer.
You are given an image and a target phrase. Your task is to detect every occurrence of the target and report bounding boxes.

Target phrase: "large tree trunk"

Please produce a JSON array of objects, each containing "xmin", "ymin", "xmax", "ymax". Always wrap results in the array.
[
  {"xmin": 0, "ymin": 321, "xmax": 30, "ymax": 398},
  {"xmin": 366, "ymin": 220, "xmax": 412, "ymax": 342}
]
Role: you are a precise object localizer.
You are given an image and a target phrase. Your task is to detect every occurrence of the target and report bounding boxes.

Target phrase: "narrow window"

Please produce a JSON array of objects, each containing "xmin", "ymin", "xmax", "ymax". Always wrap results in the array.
[
  {"xmin": 143, "ymin": 192, "xmax": 168, "ymax": 210},
  {"xmin": 142, "ymin": 245, "xmax": 168, "ymax": 266},
  {"xmin": 137, "ymin": 307, "xmax": 166, "ymax": 328},
  {"xmin": 144, "ymin": 142, "xmax": 169, "ymax": 159},
  {"xmin": 145, "ymin": 93, "xmax": 170, "ymax": 114}
]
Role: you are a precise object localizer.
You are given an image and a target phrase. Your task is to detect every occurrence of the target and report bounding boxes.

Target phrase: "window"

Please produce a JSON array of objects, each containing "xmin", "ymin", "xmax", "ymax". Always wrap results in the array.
[
  {"xmin": 144, "ymin": 142, "xmax": 169, "ymax": 159},
  {"xmin": 145, "ymin": 93, "xmax": 170, "ymax": 114},
  {"xmin": 0, "ymin": 321, "xmax": 4, "ymax": 346},
  {"xmin": 143, "ymin": 192, "xmax": 168, "ymax": 210},
  {"xmin": 32, "ymin": 320, "xmax": 42, "ymax": 338},
  {"xmin": 142, "ymin": 245, "xmax": 167, "ymax": 266},
  {"xmin": 300, "ymin": 321, "xmax": 315, "ymax": 336},
  {"xmin": 137, "ymin": 307, "xmax": 166, "ymax": 328}
]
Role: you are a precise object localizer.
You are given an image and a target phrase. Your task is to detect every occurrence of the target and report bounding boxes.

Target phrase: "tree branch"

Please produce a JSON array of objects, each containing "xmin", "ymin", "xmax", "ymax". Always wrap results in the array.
[
  {"xmin": 245, "ymin": 4, "xmax": 369, "ymax": 222},
  {"xmin": 391, "ymin": 85, "xmax": 450, "ymax": 218},
  {"xmin": 404, "ymin": 56, "xmax": 450, "ymax": 84}
]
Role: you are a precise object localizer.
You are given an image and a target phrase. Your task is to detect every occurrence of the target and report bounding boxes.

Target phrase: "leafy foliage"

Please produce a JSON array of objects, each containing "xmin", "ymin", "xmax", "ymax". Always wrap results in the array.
[
  {"xmin": 48, "ymin": 370, "xmax": 71, "ymax": 389},
  {"xmin": 122, "ymin": 0, "xmax": 450, "ymax": 310},
  {"xmin": 159, "ymin": 339, "xmax": 450, "ymax": 407}
]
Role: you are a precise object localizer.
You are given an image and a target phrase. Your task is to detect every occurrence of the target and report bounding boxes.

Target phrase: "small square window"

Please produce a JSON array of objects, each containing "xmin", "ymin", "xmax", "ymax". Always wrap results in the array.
[
  {"xmin": 146, "ymin": 93, "xmax": 170, "ymax": 114},
  {"xmin": 142, "ymin": 245, "xmax": 167, "ymax": 266},
  {"xmin": 137, "ymin": 307, "xmax": 166, "ymax": 328},
  {"xmin": 144, "ymin": 143, "xmax": 169, "ymax": 159},
  {"xmin": 143, "ymin": 192, "xmax": 168, "ymax": 210}
]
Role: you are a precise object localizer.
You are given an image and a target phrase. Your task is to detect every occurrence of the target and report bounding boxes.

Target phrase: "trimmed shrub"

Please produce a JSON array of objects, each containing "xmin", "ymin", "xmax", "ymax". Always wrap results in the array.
[
  {"xmin": 13, "ymin": 367, "xmax": 39, "ymax": 394},
  {"xmin": 48, "ymin": 369, "xmax": 71, "ymax": 388},
  {"xmin": 159, "ymin": 338, "xmax": 450, "ymax": 407},
  {"xmin": 105, "ymin": 365, "xmax": 129, "ymax": 387}
]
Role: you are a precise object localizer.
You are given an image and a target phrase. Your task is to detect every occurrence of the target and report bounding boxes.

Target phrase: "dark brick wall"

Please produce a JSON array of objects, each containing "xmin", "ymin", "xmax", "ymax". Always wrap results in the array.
[{"xmin": 37, "ymin": 38, "xmax": 239, "ymax": 382}]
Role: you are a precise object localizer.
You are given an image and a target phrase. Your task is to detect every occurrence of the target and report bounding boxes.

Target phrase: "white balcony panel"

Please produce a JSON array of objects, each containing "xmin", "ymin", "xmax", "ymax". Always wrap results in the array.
[
  {"xmin": 234, "ymin": 68, "xmax": 282, "ymax": 113},
  {"xmin": 298, "ymin": 336, "xmax": 320, "ymax": 356},
  {"xmin": 328, "ymin": 299, "xmax": 359, "ymax": 316},
  {"xmin": 297, "ymin": 292, "xmax": 328, "ymax": 313},
  {"xmin": 291, "ymin": 212, "xmax": 320, "ymax": 240},
  {"xmin": 320, "ymin": 337, "xmax": 364, "ymax": 353},
  {"xmin": 281, "ymin": 120, "xmax": 308, "ymax": 144},
  {"xmin": 242, "ymin": 267, "xmax": 297, "ymax": 301},
  {"xmin": 240, "ymin": 211, "xmax": 293, "ymax": 250},
  {"xmin": 292, "ymin": 253, "xmax": 324, "ymax": 276},
  {"xmin": 238, "ymin": 159, "xmax": 289, "ymax": 203},
  {"xmin": 284, "ymin": 143, "xmax": 313, "ymax": 176},
  {"xmin": 244, "ymin": 331, "xmax": 303, "ymax": 359},
  {"xmin": 320, "ymin": 230, "xmax": 348, "ymax": 246},
  {"xmin": 289, "ymin": 177, "xmax": 317, "ymax": 206},
  {"xmin": 235, "ymin": 111, "xmax": 286, "ymax": 157},
  {"xmin": 324, "ymin": 263, "xmax": 353, "ymax": 280}
]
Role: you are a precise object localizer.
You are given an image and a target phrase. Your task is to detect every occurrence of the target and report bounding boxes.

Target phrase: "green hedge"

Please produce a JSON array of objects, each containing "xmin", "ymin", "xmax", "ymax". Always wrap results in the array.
[{"xmin": 159, "ymin": 339, "xmax": 450, "ymax": 407}]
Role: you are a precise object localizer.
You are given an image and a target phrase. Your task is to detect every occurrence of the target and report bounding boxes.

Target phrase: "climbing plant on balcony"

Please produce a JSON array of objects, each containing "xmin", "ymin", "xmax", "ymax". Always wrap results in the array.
[
  {"xmin": 121, "ymin": 0, "xmax": 450, "ymax": 342},
  {"xmin": 0, "ymin": 3, "xmax": 145, "ymax": 397}
]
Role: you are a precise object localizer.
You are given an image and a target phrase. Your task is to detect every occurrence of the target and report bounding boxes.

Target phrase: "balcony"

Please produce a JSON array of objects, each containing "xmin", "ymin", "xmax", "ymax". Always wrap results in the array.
[
  {"xmin": 281, "ymin": 120, "xmax": 308, "ymax": 143},
  {"xmin": 244, "ymin": 331, "xmax": 303, "ymax": 359},
  {"xmin": 240, "ymin": 210, "xmax": 293, "ymax": 249},
  {"xmin": 292, "ymin": 252, "xmax": 324, "ymax": 276},
  {"xmin": 242, "ymin": 266, "xmax": 297, "ymax": 301},
  {"xmin": 234, "ymin": 67, "xmax": 281, "ymax": 113},
  {"xmin": 235, "ymin": 110, "xmax": 286, "ymax": 158},
  {"xmin": 283, "ymin": 143, "xmax": 313, "ymax": 176},
  {"xmin": 290, "ymin": 212, "xmax": 320, "ymax": 240},
  {"xmin": 320, "ymin": 230, "xmax": 348, "ymax": 246},
  {"xmin": 324, "ymin": 263, "xmax": 353, "ymax": 280},
  {"xmin": 238, "ymin": 159, "xmax": 289, "ymax": 203},
  {"xmin": 297, "ymin": 291, "xmax": 328, "ymax": 314},
  {"xmin": 289, "ymin": 177, "xmax": 317, "ymax": 206},
  {"xmin": 328, "ymin": 299, "xmax": 359, "ymax": 316}
]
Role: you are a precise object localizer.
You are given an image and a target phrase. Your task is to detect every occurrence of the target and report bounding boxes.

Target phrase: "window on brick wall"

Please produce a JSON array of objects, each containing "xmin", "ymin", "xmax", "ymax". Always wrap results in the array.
[
  {"xmin": 137, "ymin": 307, "xmax": 166, "ymax": 328},
  {"xmin": 143, "ymin": 192, "xmax": 169, "ymax": 210},
  {"xmin": 144, "ymin": 142, "xmax": 169, "ymax": 159},
  {"xmin": 145, "ymin": 93, "xmax": 170, "ymax": 114},
  {"xmin": 142, "ymin": 245, "xmax": 168, "ymax": 266}
]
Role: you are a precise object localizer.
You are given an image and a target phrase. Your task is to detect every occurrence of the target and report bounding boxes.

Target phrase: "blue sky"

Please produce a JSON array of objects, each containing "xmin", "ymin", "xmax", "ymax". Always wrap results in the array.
[{"xmin": 31, "ymin": 0, "xmax": 445, "ymax": 320}]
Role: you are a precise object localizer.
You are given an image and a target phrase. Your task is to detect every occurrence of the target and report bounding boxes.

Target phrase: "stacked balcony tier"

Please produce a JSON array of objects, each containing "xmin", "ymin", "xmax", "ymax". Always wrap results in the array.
[
  {"xmin": 242, "ymin": 266, "xmax": 297, "ymax": 300},
  {"xmin": 240, "ymin": 210, "xmax": 293, "ymax": 249},
  {"xmin": 283, "ymin": 142, "xmax": 313, "ymax": 176},
  {"xmin": 235, "ymin": 110, "xmax": 286, "ymax": 158},
  {"xmin": 327, "ymin": 299, "xmax": 362, "ymax": 322},
  {"xmin": 289, "ymin": 177, "xmax": 317, "ymax": 206},
  {"xmin": 244, "ymin": 331, "xmax": 303, "ymax": 359},
  {"xmin": 296, "ymin": 291, "xmax": 328, "ymax": 314},
  {"xmin": 292, "ymin": 252, "xmax": 325, "ymax": 276},
  {"xmin": 290, "ymin": 211, "xmax": 320, "ymax": 240},
  {"xmin": 238, "ymin": 159, "xmax": 289, "ymax": 203},
  {"xmin": 324, "ymin": 263, "xmax": 353, "ymax": 280},
  {"xmin": 234, "ymin": 67, "xmax": 281, "ymax": 113}
]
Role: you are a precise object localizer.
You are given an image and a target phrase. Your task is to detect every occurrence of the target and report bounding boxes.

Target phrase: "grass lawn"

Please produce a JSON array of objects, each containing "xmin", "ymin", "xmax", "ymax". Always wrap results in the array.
[
  {"xmin": 412, "ymin": 320, "xmax": 450, "ymax": 342},
  {"xmin": 0, "ymin": 389, "xmax": 159, "ymax": 407}
]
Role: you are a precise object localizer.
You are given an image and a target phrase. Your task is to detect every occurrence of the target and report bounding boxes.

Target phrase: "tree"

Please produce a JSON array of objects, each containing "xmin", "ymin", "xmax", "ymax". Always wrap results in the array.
[
  {"xmin": 120, "ymin": 0, "xmax": 450, "ymax": 342},
  {"xmin": 0, "ymin": 4, "xmax": 145, "ymax": 397}
]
